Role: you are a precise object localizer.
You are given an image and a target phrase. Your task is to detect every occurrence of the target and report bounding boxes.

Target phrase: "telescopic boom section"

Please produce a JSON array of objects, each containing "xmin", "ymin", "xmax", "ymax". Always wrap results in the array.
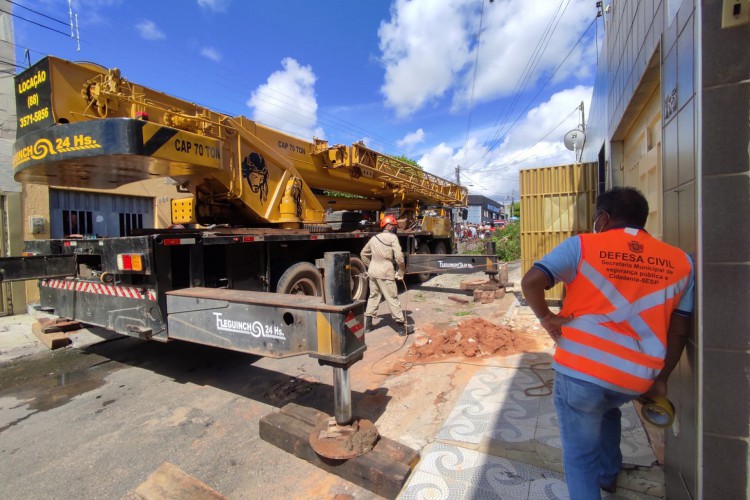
[
  {"xmin": 317, "ymin": 142, "xmax": 468, "ymax": 207},
  {"xmin": 13, "ymin": 57, "xmax": 467, "ymax": 227}
]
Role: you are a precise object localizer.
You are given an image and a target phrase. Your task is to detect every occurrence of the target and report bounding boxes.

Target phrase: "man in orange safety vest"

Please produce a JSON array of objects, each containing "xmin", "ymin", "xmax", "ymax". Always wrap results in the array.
[{"xmin": 521, "ymin": 187, "xmax": 694, "ymax": 499}]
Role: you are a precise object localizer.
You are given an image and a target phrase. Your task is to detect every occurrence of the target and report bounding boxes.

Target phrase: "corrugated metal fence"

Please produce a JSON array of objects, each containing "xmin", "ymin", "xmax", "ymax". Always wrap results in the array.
[{"xmin": 520, "ymin": 162, "xmax": 598, "ymax": 301}]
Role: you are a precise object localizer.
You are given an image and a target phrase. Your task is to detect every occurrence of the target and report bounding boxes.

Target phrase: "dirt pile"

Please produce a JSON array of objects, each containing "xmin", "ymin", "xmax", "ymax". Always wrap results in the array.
[{"xmin": 406, "ymin": 318, "xmax": 538, "ymax": 361}]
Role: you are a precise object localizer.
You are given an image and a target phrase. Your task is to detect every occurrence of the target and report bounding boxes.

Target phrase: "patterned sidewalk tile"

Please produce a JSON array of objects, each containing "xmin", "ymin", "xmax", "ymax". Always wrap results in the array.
[
  {"xmin": 400, "ymin": 443, "xmax": 662, "ymax": 500},
  {"xmin": 438, "ymin": 364, "xmax": 656, "ymax": 466},
  {"xmin": 399, "ymin": 442, "xmax": 567, "ymax": 500}
]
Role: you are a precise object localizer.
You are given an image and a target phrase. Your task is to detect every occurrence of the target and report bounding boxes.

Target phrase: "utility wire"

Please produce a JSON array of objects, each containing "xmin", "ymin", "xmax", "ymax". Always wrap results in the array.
[
  {"xmin": 0, "ymin": 55, "xmax": 27, "ymax": 69},
  {"xmin": 463, "ymin": 105, "xmax": 577, "ymax": 174},
  {"xmin": 482, "ymin": 0, "xmax": 573, "ymax": 158},
  {"xmin": 462, "ymin": 0, "xmax": 487, "ymax": 167},
  {"xmin": 479, "ymin": 0, "xmax": 569, "ymax": 160},
  {"xmin": 464, "ymin": 16, "xmax": 596, "ymax": 172},
  {"xmin": 9, "ymin": 2, "xmax": 585, "ymax": 175},
  {"xmin": 468, "ymin": 105, "xmax": 579, "ymax": 174},
  {"xmin": 5, "ymin": 5, "xmax": 418, "ymax": 159},
  {"xmin": 0, "ymin": 9, "xmax": 69, "ymax": 37},
  {"xmin": 7, "ymin": 0, "xmax": 69, "ymax": 27}
]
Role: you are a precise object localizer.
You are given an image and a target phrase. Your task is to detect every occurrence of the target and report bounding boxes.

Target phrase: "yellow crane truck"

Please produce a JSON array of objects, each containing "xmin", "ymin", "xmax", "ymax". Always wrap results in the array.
[{"xmin": 6, "ymin": 57, "xmax": 495, "ymax": 381}]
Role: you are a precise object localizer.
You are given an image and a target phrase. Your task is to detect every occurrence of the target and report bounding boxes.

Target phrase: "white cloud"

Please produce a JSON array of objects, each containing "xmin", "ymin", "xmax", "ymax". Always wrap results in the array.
[
  {"xmin": 247, "ymin": 58, "xmax": 324, "ymax": 140},
  {"xmin": 417, "ymin": 85, "xmax": 592, "ymax": 201},
  {"xmin": 378, "ymin": 0, "xmax": 595, "ymax": 117},
  {"xmin": 452, "ymin": 0, "xmax": 594, "ymax": 109},
  {"xmin": 200, "ymin": 47, "xmax": 222, "ymax": 62},
  {"xmin": 378, "ymin": 0, "xmax": 473, "ymax": 118},
  {"xmin": 135, "ymin": 20, "xmax": 165, "ymax": 41},
  {"xmin": 396, "ymin": 128, "xmax": 425, "ymax": 149},
  {"xmin": 418, "ymin": 142, "xmax": 460, "ymax": 178},
  {"xmin": 66, "ymin": 0, "xmax": 123, "ymax": 25},
  {"xmin": 197, "ymin": 0, "xmax": 229, "ymax": 13}
]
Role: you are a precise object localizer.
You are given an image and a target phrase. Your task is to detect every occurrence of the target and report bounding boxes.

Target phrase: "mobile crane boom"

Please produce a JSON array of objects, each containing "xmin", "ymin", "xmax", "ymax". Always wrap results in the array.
[{"xmin": 14, "ymin": 57, "xmax": 467, "ymax": 227}]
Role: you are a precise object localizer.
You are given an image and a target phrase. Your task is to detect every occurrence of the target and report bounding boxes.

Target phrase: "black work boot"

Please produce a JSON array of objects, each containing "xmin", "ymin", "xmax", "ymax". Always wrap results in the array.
[
  {"xmin": 364, "ymin": 316, "xmax": 373, "ymax": 333},
  {"xmin": 397, "ymin": 322, "xmax": 414, "ymax": 336}
]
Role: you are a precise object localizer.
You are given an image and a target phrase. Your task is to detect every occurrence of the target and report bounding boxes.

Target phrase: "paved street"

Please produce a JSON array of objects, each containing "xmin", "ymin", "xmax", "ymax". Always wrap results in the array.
[
  {"xmin": 0, "ymin": 263, "xmax": 664, "ymax": 499},
  {"xmin": 0, "ymin": 269, "xmax": 521, "ymax": 499}
]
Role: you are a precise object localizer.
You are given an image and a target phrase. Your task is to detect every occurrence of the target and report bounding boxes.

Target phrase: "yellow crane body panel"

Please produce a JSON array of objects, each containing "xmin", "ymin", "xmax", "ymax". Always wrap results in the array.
[{"xmin": 13, "ymin": 57, "xmax": 467, "ymax": 227}]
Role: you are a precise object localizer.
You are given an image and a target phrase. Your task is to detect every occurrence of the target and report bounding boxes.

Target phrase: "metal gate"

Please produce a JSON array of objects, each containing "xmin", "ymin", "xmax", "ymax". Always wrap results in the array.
[
  {"xmin": 50, "ymin": 189, "xmax": 154, "ymax": 238},
  {"xmin": 519, "ymin": 162, "xmax": 598, "ymax": 301}
]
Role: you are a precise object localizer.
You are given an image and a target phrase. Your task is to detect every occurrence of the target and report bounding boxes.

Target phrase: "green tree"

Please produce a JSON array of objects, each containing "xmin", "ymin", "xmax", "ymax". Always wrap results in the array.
[
  {"xmin": 393, "ymin": 155, "xmax": 423, "ymax": 169},
  {"xmin": 393, "ymin": 155, "xmax": 424, "ymax": 178},
  {"xmin": 506, "ymin": 201, "xmax": 521, "ymax": 219},
  {"xmin": 491, "ymin": 221, "xmax": 521, "ymax": 261}
]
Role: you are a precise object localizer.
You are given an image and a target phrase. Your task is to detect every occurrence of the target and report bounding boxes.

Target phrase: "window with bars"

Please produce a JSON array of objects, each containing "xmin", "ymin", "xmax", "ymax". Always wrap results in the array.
[
  {"xmin": 119, "ymin": 212, "xmax": 144, "ymax": 236},
  {"xmin": 62, "ymin": 210, "xmax": 93, "ymax": 236}
]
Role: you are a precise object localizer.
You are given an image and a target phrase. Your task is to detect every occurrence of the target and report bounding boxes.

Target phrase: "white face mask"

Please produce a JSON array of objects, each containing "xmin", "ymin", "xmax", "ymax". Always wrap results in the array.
[{"xmin": 593, "ymin": 213, "xmax": 603, "ymax": 234}]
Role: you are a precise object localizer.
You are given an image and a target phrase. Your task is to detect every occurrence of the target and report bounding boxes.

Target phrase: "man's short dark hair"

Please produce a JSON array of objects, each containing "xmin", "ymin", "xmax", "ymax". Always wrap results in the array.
[{"xmin": 595, "ymin": 187, "xmax": 649, "ymax": 227}]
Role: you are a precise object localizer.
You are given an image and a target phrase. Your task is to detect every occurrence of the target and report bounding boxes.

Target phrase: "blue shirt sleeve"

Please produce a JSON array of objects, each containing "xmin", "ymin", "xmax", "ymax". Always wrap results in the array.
[
  {"xmin": 674, "ymin": 254, "xmax": 695, "ymax": 315},
  {"xmin": 532, "ymin": 236, "xmax": 582, "ymax": 288}
]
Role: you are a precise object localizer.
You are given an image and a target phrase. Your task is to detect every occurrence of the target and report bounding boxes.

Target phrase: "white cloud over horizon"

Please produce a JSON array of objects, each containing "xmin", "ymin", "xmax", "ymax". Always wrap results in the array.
[
  {"xmin": 396, "ymin": 128, "xmax": 425, "ymax": 149},
  {"xmin": 417, "ymin": 85, "xmax": 592, "ymax": 201},
  {"xmin": 197, "ymin": 0, "xmax": 229, "ymax": 13},
  {"xmin": 378, "ymin": 0, "xmax": 595, "ymax": 118},
  {"xmin": 247, "ymin": 58, "xmax": 325, "ymax": 141},
  {"xmin": 200, "ymin": 47, "xmax": 222, "ymax": 62},
  {"xmin": 135, "ymin": 20, "xmax": 165, "ymax": 41}
]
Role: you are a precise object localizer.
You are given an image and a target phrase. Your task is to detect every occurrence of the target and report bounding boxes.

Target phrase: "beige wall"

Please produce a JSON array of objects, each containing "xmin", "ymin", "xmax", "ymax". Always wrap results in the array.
[
  {"xmin": 22, "ymin": 179, "xmax": 191, "ymax": 302},
  {"xmin": 582, "ymin": 1, "xmax": 750, "ymax": 497}
]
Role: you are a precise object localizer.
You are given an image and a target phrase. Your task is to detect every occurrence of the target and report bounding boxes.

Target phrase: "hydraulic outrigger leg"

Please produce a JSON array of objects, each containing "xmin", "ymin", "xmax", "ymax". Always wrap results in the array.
[{"xmin": 309, "ymin": 252, "xmax": 379, "ymax": 459}]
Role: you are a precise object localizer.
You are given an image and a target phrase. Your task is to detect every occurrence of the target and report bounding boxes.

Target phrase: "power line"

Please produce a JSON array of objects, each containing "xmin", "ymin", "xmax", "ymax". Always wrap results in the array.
[
  {"xmin": 8, "ymin": 3, "xmax": 589, "ymax": 179},
  {"xmin": 7, "ymin": 0, "xmax": 69, "ymax": 27},
  {"xmin": 464, "ymin": 16, "xmax": 596, "ymax": 171},
  {"xmin": 0, "ymin": 56, "xmax": 25, "ymax": 69},
  {"xmin": 482, "ymin": 0, "xmax": 573, "ymax": 158},
  {"xmin": 462, "ymin": 0, "xmax": 488, "ymax": 167},
  {"xmin": 9, "ymin": 37, "xmax": 415, "ymax": 160},
  {"xmin": 0, "ymin": 8, "xmax": 69, "ymax": 37},
  {"xmin": 3, "ymin": 2, "xmax": 418, "ymax": 157},
  {"xmin": 489, "ymin": 17, "xmax": 596, "ymax": 154},
  {"xmin": 476, "ymin": 105, "xmax": 579, "ymax": 173},
  {"xmin": 479, "ymin": 0, "xmax": 570, "ymax": 159}
]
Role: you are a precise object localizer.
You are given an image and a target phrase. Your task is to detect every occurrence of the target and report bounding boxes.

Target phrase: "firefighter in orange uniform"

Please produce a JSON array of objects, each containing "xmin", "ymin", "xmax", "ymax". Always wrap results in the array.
[{"xmin": 521, "ymin": 187, "xmax": 694, "ymax": 499}]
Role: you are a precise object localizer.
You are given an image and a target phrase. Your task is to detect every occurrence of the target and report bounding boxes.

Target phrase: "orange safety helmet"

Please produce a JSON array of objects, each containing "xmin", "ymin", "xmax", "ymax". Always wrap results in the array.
[{"xmin": 380, "ymin": 214, "xmax": 398, "ymax": 228}]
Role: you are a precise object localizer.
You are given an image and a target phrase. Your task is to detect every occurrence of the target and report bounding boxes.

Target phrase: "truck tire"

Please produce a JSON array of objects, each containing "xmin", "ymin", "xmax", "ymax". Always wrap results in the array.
[
  {"xmin": 409, "ymin": 242, "xmax": 432, "ymax": 283},
  {"xmin": 431, "ymin": 241, "xmax": 448, "ymax": 255},
  {"xmin": 349, "ymin": 257, "xmax": 368, "ymax": 301},
  {"xmin": 276, "ymin": 262, "xmax": 323, "ymax": 296}
]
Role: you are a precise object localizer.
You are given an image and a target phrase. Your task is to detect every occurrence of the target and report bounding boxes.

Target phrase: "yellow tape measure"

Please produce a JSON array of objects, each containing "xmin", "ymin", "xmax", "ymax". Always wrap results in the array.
[{"xmin": 637, "ymin": 396, "xmax": 675, "ymax": 428}]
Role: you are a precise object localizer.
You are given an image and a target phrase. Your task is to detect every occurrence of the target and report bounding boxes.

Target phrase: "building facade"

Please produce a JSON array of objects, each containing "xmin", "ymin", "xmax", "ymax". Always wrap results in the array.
[
  {"xmin": 465, "ymin": 194, "xmax": 504, "ymax": 225},
  {"xmin": 0, "ymin": 2, "xmax": 25, "ymax": 315},
  {"xmin": 582, "ymin": 1, "xmax": 749, "ymax": 497},
  {"xmin": 0, "ymin": 2, "xmax": 190, "ymax": 307}
]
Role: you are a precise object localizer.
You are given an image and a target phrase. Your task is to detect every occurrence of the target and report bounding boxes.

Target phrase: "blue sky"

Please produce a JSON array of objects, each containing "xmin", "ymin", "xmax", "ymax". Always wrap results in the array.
[{"xmin": 11, "ymin": 0, "xmax": 602, "ymax": 203}]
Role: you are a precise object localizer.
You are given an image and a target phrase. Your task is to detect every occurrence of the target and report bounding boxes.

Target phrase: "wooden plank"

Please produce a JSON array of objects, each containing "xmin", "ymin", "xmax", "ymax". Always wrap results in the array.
[
  {"xmin": 32, "ymin": 321, "xmax": 71, "ymax": 350},
  {"xmin": 260, "ymin": 407, "xmax": 417, "ymax": 499},
  {"xmin": 280, "ymin": 401, "xmax": 328, "ymax": 426},
  {"xmin": 448, "ymin": 295, "xmax": 470, "ymax": 304},
  {"xmin": 280, "ymin": 403, "xmax": 419, "ymax": 467},
  {"xmin": 130, "ymin": 462, "xmax": 226, "ymax": 500}
]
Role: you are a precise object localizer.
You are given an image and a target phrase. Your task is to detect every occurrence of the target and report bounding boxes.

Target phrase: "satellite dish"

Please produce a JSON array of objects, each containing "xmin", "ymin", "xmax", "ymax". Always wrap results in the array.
[{"xmin": 564, "ymin": 129, "xmax": 585, "ymax": 151}]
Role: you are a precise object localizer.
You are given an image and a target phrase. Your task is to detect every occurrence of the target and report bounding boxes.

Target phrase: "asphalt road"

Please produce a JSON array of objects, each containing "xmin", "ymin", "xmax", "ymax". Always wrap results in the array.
[{"xmin": 0, "ymin": 267, "xmax": 521, "ymax": 499}]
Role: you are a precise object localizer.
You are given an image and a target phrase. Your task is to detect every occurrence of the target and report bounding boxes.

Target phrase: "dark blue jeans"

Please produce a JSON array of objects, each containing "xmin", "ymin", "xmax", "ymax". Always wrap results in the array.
[{"xmin": 553, "ymin": 371, "xmax": 636, "ymax": 499}]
